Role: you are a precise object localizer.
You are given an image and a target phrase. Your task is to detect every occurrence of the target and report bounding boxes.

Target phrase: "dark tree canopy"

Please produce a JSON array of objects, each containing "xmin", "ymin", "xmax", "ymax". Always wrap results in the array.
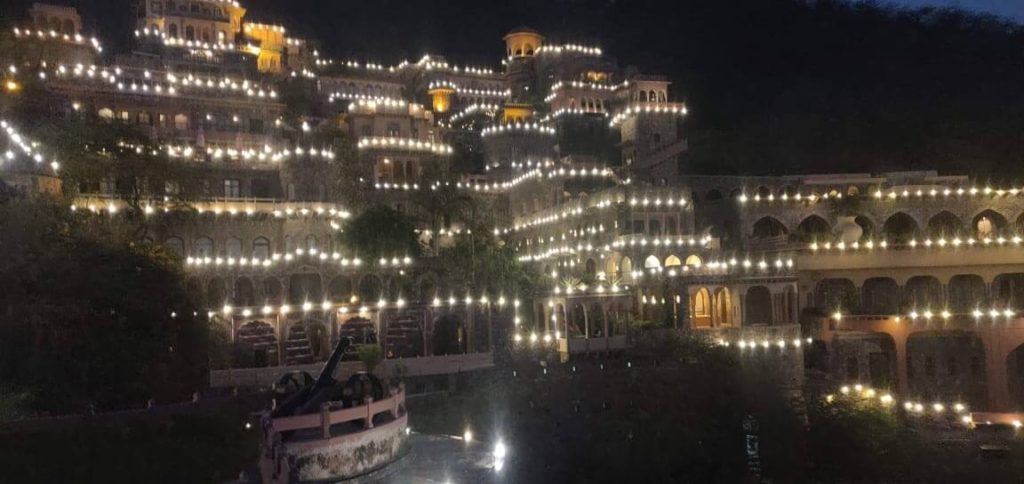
[
  {"xmin": 340, "ymin": 204, "xmax": 422, "ymax": 261},
  {"xmin": 0, "ymin": 196, "xmax": 209, "ymax": 414}
]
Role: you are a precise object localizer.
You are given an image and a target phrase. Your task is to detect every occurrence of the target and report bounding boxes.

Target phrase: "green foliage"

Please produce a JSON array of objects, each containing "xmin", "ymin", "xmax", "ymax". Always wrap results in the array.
[
  {"xmin": 0, "ymin": 384, "xmax": 34, "ymax": 423},
  {"xmin": 357, "ymin": 344, "xmax": 384, "ymax": 373},
  {"xmin": 0, "ymin": 197, "xmax": 209, "ymax": 414},
  {"xmin": 435, "ymin": 230, "xmax": 540, "ymax": 298},
  {"xmin": 340, "ymin": 204, "xmax": 421, "ymax": 261}
]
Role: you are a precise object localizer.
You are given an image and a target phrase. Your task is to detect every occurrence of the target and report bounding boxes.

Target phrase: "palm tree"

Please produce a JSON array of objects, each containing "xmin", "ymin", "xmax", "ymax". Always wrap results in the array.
[{"xmin": 415, "ymin": 182, "xmax": 475, "ymax": 255}]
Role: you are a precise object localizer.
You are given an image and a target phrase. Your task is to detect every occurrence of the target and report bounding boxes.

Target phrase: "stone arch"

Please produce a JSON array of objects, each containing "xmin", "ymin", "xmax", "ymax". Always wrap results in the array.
[
  {"xmin": 590, "ymin": 303, "xmax": 606, "ymax": 337},
  {"xmin": 432, "ymin": 313, "xmax": 466, "ymax": 355},
  {"xmin": 993, "ymin": 273, "xmax": 1024, "ymax": 309},
  {"xmin": 714, "ymin": 287, "xmax": 733, "ymax": 326},
  {"xmin": 252, "ymin": 237, "xmax": 270, "ymax": 259},
  {"xmin": 902, "ymin": 275, "xmax": 943, "ymax": 311},
  {"xmin": 745, "ymin": 285, "xmax": 773, "ymax": 325},
  {"xmin": 927, "ymin": 211, "xmax": 965, "ymax": 238},
  {"xmin": 796, "ymin": 214, "xmax": 832, "ymax": 241},
  {"xmin": 692, "ymin": 287, "xmax": 711, "ymax": 327},
  {"xmin": 165, "ymin": 236, "xmax": 185, "ymax": 256},
  {"xmin": 358, "ymin": 274, "xmax": 383, "ymax": 302},
  {"xmin": 972, "ymin": 209, "xmax": 1007, "ymax": 238},
  {"xmin": 948, "ymin": 274, "xmax": 987, "ymax": 313},
  {"xmin": 813, "ymin": 278, "xmax": 858, "ymax": 312},
  {"xmin": 225, "ymin": 237, "xmax": 243, "ymax": 258},
  {"xmin": 752, "ymin": 216, "xmax": 787, "ymax": 238},
  {"xmin": 570, "ymin": 303, "xmax": 588, "ymax": 336},
  {"xmin": 831, "ymin": 333, "xmax": 897, "ymax": 388},
  {"xmin": 861, "ymin": 277, "xmax": 899, "ymax": 315},
  {"xmin": 328, "ymin": 276, "xmax": 352, "ymax": 303},
  {"xmin": 584, "ymin": 258, "xmax": 597, "ymax": 280},
  {"xmin": 193, "ymin": 237, "xmax": 214, "ymax": 258},
  {"xmin": 644, "ymin": 255, "xmax": 661, "ymax": 269},
  {"xmin": 604, "ymin": 254, "xmax": 620, "ymax": 280},
  {"xmin": 233, "ymin": 277, "xmax": 255, "ymax": 307},
  {"xmin": 854, "ymin": 215, "xmax": 876, "ymax": 239},
  {"xmin": 263, "ymin": 278, "xmax": 283, "ymax": 304},
  {"xmin": 882, "ymin": 212, "xmax": 920, "ymax": 243},
  {"xmin": 288, "ymin": 273, "xmax": 323, "ymax": 305},
  {"xmin": 207, "ymin": 277, "xmax": 227, "ymax": 307},
  {"xmin": 620, "ymin": 256, "xmax": 634, "ymax": 282}
]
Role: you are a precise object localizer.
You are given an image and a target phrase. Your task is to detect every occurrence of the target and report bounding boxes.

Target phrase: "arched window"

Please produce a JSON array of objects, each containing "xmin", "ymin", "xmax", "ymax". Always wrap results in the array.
[
  {"xmin": 665, "ymin": 255, "xmax": 682, "ymax": 267},
  {"xmin": 185, "ymin": 25, "xmax": 195, "ymax": 40},
  {"xmin": 225, "ymin": 237, "xmax": 243, "ymax": 258},
  {"xmin": 649, "ymin": 90, "xmax": 657, "ymax": 102},
  {"xmin": 644, "ymin": 255, "xmax": 661, "ymax": 269},
  {"xmin": 252, "ymin": 237, "xmax": 270, "ymax": 259},
  {"xmin": 98, "ymin": 108, "xmax": 114, "ymax": 121},
  {"xmin": 165, "ymin": 237, "xmax": 185, "ymax": 256},
  {"xmin": 168, "ymin": 23, "xmax": 178, "ymax": 38},
  {"xmin": 639, "ymin": 90, "xmax": 648, "ymax": 101},
  {"xmin": 193, "ymin": 237, "xmax": 214, "ymax": 258},
  {"xmin": 685, "ymin": 255, "xmax": 702, "ymax": 266},
  {"xmin": 62, "ymin": 19, "xmax": 74, "ymax": 35},
  {"xmin": 173, "ymin": 114, "xmax": 188, "ymax": 130}
]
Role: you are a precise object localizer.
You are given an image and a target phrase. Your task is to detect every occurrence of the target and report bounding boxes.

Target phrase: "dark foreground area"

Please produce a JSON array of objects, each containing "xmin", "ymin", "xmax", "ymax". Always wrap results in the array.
[{"xmin": 2, "ymin": 335, "xmax": 1024, "ymax": 483}]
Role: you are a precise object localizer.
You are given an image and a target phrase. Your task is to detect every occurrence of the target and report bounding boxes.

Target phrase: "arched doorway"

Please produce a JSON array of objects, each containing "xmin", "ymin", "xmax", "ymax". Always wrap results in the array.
[
  {"xmin": 902, "ymin": 276, "xmax": 943, "ymax": 311},
  {"xmin": 692, "ymin": 288, "xmax": 711, "ymax": 327},
  {"xmin": 432, "ymin": 314, "xmax": 466, "ymax": 355},
  {"xmin": 745, "ymin": 286, "xmax": 773, "ymax": 325},
  {"xmin": 861, "ymin": 278, "xmax": 899, "ymax": 315},
  {"xmin": 714, "ymin": 287, "xmax": 733, "ymax": 326}
]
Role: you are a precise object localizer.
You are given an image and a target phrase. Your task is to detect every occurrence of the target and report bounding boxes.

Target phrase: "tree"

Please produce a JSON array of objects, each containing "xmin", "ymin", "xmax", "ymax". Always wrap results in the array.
[
  {"xmin": 6, "ymin": 85, "xmax": 202, "ymax": 241},
  {"xmin": 435, "ymin": 229, "xmax": 539, "ymax": 298},
  {"xmin": 340, "ymin": 204, "xmax": 421, "ymax": 262},
  {"xmin": 414, "ymin": 176, "xmax": 475, "ymax": 254},
  {"xmin": 357, "ymin": 344, "xmax": 384, "ymax": 373},
  {"xmin": 0, "ymin": 196, "xmax": 210, "ymax": 414}
]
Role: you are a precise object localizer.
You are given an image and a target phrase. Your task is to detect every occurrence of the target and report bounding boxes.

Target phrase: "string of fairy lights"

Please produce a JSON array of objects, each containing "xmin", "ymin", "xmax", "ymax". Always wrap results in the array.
[
  {"xmin": 372, "ymin": 165, "xmax": 615, "ymax": 194},
  {"xmin": 738, "ymin": 185, "xmax": 1024, "ymax": 205},
  {"xmin": 18, "ymin": 62, "xmax": 279, "ymax": 100},
  {"xmin": 0, "ymin": 119, "xmax": 60, "ymax": 175},
  {"xmin": 12, "ymin": 26, "xmax": 103, "ymax": 53},
  {"xmin": 185, "ymin": 251, "xmax": 412, "ymax": 270}
]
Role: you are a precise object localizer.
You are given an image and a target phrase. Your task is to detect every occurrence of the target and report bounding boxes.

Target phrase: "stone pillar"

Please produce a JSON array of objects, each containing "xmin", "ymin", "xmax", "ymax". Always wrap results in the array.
[
  {"xmin": 364, "ymin": 397, "xmax": 374, "ymax": 429},
  {"xmin": 320, "ymin": 402, "xmax": 332, "ymax": 439},
  {"xmin": 892, "ymin": 332, "xmax": 910, "ymax": 396}
]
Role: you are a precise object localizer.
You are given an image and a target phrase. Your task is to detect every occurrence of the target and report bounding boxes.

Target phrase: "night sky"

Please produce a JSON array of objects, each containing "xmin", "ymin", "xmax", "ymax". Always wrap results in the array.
[{"xmin": 885, "ymin": 0, "xmax": 1024, "ymax": 21}]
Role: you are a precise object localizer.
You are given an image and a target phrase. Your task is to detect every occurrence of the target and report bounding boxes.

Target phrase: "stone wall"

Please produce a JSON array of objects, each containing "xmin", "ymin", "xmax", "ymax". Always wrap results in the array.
[{"xmin": 288, "ymin": 417, "xmax": 408, "ymax": 482}]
